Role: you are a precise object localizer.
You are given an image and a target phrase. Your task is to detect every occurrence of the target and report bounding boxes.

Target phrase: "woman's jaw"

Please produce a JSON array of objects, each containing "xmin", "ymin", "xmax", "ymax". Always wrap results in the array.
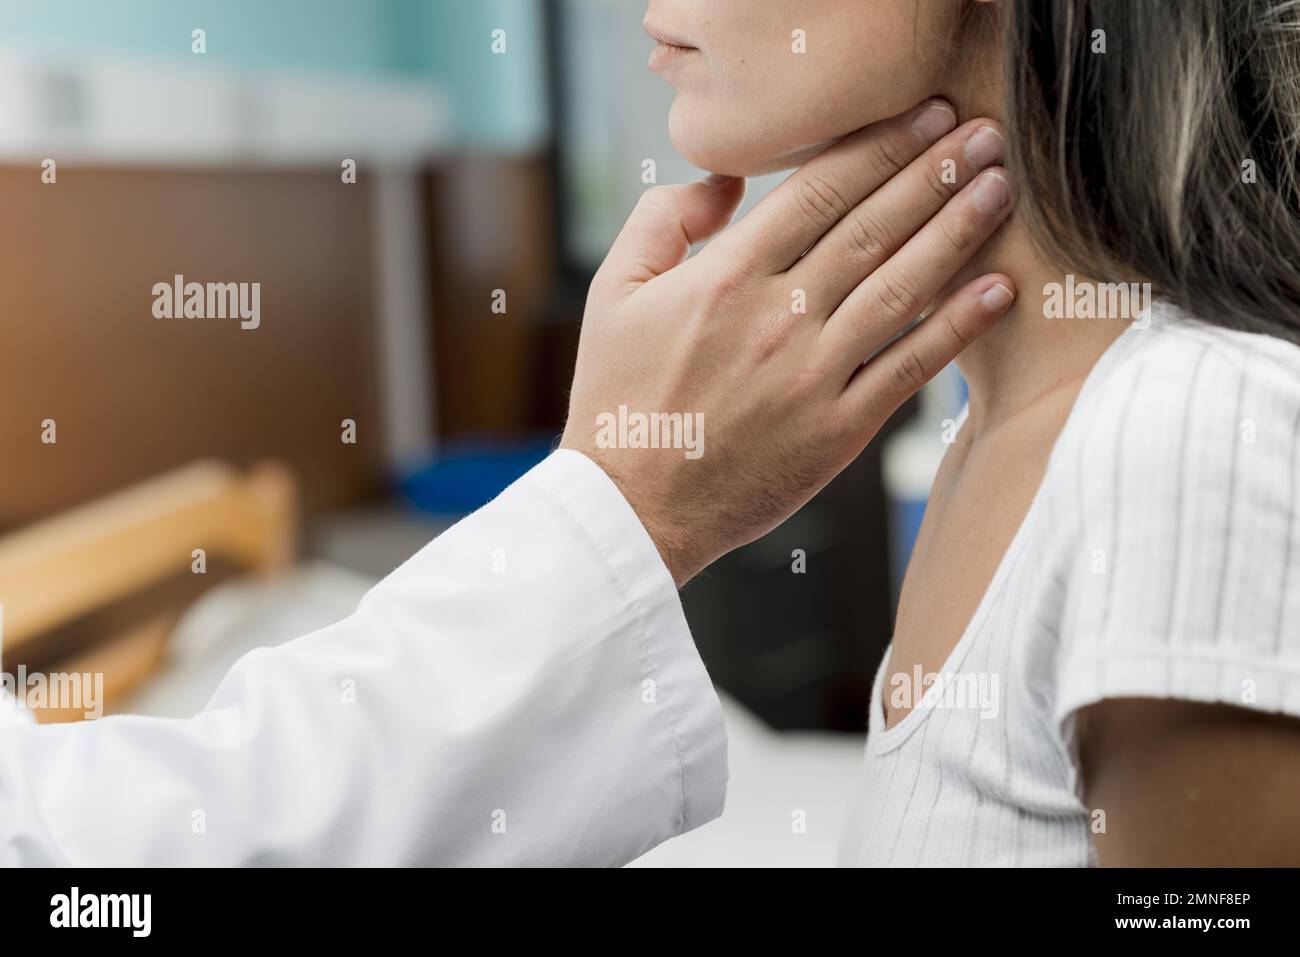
[
  {"xmin": 646, "ymin": 0, "xmax": 943, "ymax": 177},
  {"xmin": 675, "ymin": 89, "xmax": 1121, "ymax": 434},
  {"xmin": 643, "ymin": 0, "xmax": 1128, "ymax": 433}
]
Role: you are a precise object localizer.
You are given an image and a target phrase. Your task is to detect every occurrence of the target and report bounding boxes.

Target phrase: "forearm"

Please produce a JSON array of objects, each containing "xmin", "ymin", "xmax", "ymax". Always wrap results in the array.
[{"xmin": 0, "ymin": 452, "xmax": 727, "ymax": 866}]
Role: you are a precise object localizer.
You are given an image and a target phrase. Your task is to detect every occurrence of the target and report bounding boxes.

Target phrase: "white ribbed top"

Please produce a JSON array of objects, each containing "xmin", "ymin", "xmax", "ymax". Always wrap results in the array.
[{"xmin": 839, "ymin": 303, "xmax": 1300, "ymax": 866}]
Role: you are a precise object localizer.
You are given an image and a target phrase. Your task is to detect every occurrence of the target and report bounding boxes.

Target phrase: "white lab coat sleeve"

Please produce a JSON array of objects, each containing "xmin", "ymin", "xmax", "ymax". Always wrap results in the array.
[{"xmin": 0, "ymin": 450, "xmax": 728, "ymax": 866}]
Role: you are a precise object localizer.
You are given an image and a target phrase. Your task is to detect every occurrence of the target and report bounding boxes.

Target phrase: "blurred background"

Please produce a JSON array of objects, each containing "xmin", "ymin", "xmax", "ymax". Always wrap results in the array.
[{"xmin": 0, "ymin": 0, "xmax": 965, "ymax": 865}]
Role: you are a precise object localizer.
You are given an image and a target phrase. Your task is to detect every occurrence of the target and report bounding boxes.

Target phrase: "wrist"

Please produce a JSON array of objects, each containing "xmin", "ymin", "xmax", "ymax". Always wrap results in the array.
[
  {"xmin": 561, "ymin": 441, "xmax": 699, "ymax": 588},
  {"xmin": 631, "ymin": 501, "xmax": 698, "ymax": 589}
]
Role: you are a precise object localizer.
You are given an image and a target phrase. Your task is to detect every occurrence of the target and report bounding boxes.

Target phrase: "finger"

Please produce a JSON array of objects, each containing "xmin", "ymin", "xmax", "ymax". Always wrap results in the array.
[
  {"xmin": 594, "ymin": 175, "xmax": 747, "ymax": 297},
  {"xmin": 716, "ymin": 99, "xmax": 957, "ymax": 276},
  {"xmin": 790, "ymin": 120, "xmax": 1005, "ymax": 316},
  {"xmin": 818, "ymin": 167, "xmax": 1015, "ymax": 381},
  {"xmin": 839, "ymin": 275, "xmax": 1015, "ymax": 424}
]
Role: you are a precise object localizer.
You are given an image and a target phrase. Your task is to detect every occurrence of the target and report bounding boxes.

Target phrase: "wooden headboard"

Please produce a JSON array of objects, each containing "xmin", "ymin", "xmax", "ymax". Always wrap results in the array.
[{"xmin": 0, "ymin": 459, "xmax": 298, "ymax": 722}]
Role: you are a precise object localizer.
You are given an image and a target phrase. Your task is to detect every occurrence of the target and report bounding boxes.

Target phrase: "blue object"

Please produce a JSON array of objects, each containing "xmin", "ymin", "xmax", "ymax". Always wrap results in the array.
[
  {"xmin": 398, "ymin": 437, "xmax": 554, "ymax": 516},
  {"xmin": 888, "ymin": 495, "xmax": 928, "ymax": 605}
]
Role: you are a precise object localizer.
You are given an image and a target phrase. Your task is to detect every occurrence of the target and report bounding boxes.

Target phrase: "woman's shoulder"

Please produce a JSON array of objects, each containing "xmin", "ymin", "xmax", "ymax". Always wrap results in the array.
[
  {"xmin": 1044, "ymin": 304, "xmax": 1300, "ymax": 727},
  {"xmin": 1130, "ymin": 305, "xmax": 1300, "ymax": 392},
  {"xmin": 1059, "ymin": 304, "xmax": 1300, "ymax": 491}
]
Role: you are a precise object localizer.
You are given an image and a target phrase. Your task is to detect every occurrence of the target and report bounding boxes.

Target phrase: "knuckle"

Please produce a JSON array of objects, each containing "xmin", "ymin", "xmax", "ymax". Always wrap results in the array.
[
  {"xmin": 870, "ymin": 132, "xmax": 910, "ymax": 178},
  {"xmin": 823, "ymin": 398, "xmax": 861, "ymax": 446},
  {"xmin": 750, "ymin": 305, "xmax": 798, "ymax": 362},
  {"xmin": 846, "ymin": 206, "xmax": 892, "ymax": 263},
  {"xmin": 791, "ymin": 361, "xmax": 823, "ymax": 398},
  {"xmin": 921, "ymin": 161, "xmax": 955, "ymax": 203},
  {"xmin": 941, "ymin": 310, "xmax": 975, "ymax": 348},
  {"xmin": 872, "ymin": 271, "xmax": 922, "ymax": 319},
  {"xmin": 702, "ymin": 263, "xmax": 748, "ymax": 309},
  {"xmin": 939, "ymin": 211, "xmax": 980, "ymax": 254},
  {"xmin": 796, "ymin": 174, "xmax": 851, "ymax": 231},
  {"xmin": 891, "ymin": 346, "xmax": 930, "ymax": 396}
]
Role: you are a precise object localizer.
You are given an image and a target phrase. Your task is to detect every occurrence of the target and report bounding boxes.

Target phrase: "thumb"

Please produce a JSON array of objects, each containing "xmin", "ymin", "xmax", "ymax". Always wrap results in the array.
[{"xmin": 599, "ymin": 175, "xmax": 746, "ymax": 292}]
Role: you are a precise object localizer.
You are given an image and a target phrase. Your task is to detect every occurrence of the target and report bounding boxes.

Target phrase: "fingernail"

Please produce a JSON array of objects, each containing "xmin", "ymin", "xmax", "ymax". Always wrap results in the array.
[
  {"xmin": 981, "ymin": 282, "xmax": 1014, "ymax": 312},
  {"xmin": 912, "ymin": 101, "xmax": 957, "ymax": 143},
  {"xmin": 971, "ymin": 170, "xmax": 1011, "ymax": 214},
  {"xmin": 963, "ymin": 126, "xmax": 1004, "ymax": 168}
]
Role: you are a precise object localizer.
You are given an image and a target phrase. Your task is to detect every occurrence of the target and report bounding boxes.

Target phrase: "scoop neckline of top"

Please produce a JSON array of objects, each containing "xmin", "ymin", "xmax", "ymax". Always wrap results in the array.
[{"xmin": 867, "ymin": 310, "xmax": 1160, "ymax": 751}]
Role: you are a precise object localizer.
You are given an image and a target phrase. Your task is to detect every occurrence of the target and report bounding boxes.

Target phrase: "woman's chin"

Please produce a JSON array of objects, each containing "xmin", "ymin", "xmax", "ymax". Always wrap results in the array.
[{"xmin": 668, "ymin": 109, "xmax": 841, "ymax": 177}]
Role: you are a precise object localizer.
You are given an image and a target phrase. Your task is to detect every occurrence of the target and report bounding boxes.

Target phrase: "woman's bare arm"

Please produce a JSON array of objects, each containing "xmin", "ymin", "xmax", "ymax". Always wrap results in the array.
[{"xmin": 1079, "ymin": 698, "xmax": 1300, "ymax": 866}]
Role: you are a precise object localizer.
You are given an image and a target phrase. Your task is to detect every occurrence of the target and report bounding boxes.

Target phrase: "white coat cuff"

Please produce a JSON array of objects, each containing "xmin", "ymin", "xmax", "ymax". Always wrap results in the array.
[{"xmin": 527, "ymin": 450, "xmax": 728, "ymax": 832}]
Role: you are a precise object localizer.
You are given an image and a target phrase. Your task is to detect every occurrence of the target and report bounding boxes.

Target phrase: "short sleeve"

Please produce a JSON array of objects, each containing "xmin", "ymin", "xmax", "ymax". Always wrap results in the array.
[{"xmin": 1052, "ymin": 323, "xmax": 1300, "ymax": 733}]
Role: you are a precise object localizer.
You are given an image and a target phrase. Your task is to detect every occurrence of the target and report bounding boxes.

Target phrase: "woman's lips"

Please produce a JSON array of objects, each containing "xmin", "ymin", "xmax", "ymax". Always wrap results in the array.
[
  {"xmin": 644, "ymin": 20, "xmax": 699, "ymax": 70},
  {"xmin": 648, "ymin": 40, "xmax": 699, "ymax": 70}
]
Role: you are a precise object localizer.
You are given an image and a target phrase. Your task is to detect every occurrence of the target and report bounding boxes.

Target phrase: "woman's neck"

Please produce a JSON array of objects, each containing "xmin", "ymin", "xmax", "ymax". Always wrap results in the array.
[
  {"xmin": 951, "ymin": 222, "xmax": 1128, "ymax": 436},
  {"xmin": 940, "ymin": 77, "xmax": 1129, "ymax": 438}
]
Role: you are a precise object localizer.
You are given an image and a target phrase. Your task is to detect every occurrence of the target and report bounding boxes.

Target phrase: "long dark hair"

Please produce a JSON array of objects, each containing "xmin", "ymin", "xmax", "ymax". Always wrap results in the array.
[{"xmin": 997, "ymin": 0, "xmax": 1300, "ymax": 341}]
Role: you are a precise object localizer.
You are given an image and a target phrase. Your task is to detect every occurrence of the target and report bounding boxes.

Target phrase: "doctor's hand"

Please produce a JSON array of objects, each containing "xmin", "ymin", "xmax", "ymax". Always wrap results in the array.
[{"xmin": 560, "ymin": 99, "xmax": 1016, "ymax": 587}]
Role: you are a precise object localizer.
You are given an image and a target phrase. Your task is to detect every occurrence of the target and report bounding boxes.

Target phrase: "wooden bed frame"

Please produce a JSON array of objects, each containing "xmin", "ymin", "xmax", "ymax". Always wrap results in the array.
[{"xmin": 0, "ymin": 461, "xmax": 297, "ymax": 722}]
